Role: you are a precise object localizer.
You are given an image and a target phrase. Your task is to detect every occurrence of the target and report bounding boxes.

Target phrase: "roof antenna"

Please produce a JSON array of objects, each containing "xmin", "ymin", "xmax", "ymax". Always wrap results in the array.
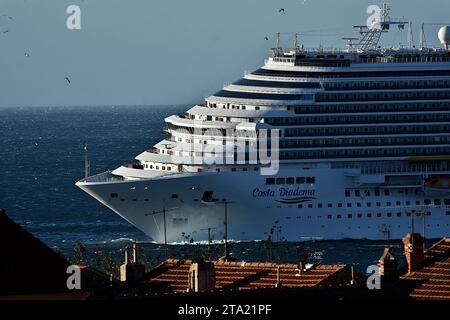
[
  {"xmin": 408, "ymin": 22, "xmax": 414, "ymax": 49},
  {"xmin": 294, "ymin": 33, "xmax": 298, "ymax": 51},
  {"xmin": 84, "ymin": 143, "xmax": 90, "ymax": 180},
  {"xmin": 419, "ymin": 22, "xmax": 426, "ymax": 49}
]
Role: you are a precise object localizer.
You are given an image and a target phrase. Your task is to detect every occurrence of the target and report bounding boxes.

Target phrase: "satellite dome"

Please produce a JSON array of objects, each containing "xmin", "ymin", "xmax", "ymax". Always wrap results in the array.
[{"xmin": 438, "ymin": 26, "xmax": 450, "ymax": 49}]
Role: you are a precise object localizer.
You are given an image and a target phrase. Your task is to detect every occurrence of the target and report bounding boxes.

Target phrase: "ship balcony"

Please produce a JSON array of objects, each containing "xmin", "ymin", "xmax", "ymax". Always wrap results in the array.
[{"xmin": 123, "ymin": 162, "xmax": 144, "ymax": 170}]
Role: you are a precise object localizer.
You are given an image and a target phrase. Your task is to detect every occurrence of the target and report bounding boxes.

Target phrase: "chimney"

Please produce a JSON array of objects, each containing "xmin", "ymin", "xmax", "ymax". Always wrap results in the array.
[
  {"xmin": 120, "ymin": 244, "xmax": 145, "ymax": 285},
  {"xmin": 402, "ymin": 233, "xmax": 424, "ymax": 274},
  {"xmin": 188, "ymin": 261, "xmax": 215, "ymax": 292},
  {"xmin": 378, "ymin": 247, "xmax": 398, "ymax": 280}
]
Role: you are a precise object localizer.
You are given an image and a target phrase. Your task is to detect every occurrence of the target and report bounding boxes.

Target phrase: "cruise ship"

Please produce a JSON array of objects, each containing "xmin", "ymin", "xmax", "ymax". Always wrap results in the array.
[{"xmin": 77, "ymin": 5, "xmax": 450, "ymax": 243}]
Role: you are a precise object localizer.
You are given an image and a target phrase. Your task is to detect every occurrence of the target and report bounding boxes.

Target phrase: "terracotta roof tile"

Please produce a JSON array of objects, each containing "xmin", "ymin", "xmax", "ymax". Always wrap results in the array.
[
  {"xmin": 401, "ymin": 237, "xmax": 450, "ymax": 300},
  {"xmin": 141, "ymin": 258, "xmax": 351, "ymax": 295}
]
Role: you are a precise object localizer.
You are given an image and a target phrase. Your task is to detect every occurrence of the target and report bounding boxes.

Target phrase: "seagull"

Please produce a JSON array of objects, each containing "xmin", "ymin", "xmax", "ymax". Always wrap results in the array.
[
  {"xmin": 3, "ymin": 30, "xmax": 9, "ymax": 34},
  {"xmin": 65, "ymin": 77, "xmax": 71, "ymax": 84},
  {"xmin": 264, "ymin": 36, "xmax": 269, "ymax": 41},
  {"xmin": 24, "ymin": 52, "xmax": 30, "ymax": 57},
  {"xmin": 278, "ymin": 8, "xmax": 285, "ymax": 13}
]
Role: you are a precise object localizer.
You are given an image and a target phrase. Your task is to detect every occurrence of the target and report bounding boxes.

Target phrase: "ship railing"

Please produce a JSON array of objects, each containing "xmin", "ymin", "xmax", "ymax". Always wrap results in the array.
[
  {"xmin": 359, "ymin": 164, "xmax": 445, "ymax": 175},
  {"xmin": 81, "ymin": 171, "xmax": 123, "ymax": 183}
]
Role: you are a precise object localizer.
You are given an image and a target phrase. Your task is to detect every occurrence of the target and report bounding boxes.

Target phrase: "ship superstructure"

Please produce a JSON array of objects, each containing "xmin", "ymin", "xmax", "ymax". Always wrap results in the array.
[{"xmin": 77, "ymin": 5, "xmax": 450, "ymax": 243}]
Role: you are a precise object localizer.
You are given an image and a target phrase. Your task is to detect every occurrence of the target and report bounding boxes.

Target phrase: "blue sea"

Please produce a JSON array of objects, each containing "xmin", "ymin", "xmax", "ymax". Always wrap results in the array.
[{"xmin": 0, "ymin": 105, "xmax": 433, "ymax": 272}]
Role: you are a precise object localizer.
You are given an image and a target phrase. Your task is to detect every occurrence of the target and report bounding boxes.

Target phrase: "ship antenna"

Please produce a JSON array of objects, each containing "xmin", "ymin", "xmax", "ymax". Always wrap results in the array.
[
  {"xmin": 294, "ymin": 32, "xmax": 298, "ymax": 51},
  {"xmin": 419, "ymin": 22, "xmax": 426, "ymax": 49},
  {"xmin": 84, "ymin": 143, "xmax": 90, "ymax": 179},
  {"xmin": 408, "ymin": 21, "xmax": 414, "ymax": 49},
  {"xmin": 276, "ymin": 32, "xmax": 281, "ymax": 50}
]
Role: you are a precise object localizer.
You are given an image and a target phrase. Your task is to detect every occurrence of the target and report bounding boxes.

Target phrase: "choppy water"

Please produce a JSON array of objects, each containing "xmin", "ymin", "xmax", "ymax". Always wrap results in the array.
[{"xmin": 0, "ymin": 105, "xmax": 434, "ymax": 272}]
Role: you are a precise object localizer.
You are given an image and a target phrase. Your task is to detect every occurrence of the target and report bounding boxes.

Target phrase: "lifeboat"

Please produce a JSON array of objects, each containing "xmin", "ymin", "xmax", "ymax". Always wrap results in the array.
[{"xmin": 423, "ymin": 176, "xmax": 450, "ymax": 195}]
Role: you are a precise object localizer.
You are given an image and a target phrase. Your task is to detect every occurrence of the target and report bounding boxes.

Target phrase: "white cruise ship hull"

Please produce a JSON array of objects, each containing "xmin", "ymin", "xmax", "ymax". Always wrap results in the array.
[{"xmin": 76, "ymin": 167, "xmax": 450, "ymax": 243}]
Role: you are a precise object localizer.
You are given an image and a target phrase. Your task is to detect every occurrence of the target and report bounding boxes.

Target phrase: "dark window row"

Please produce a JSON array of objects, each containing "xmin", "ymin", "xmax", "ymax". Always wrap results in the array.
[
  {"xmin": 291, "ymin": 101, "xmax": 450, "ymax": 115},
  {"xmin": 323, "ymin": 212, "xmax": 432, "ymax": 219},
  {"xmin": 233, "ymin": 79, "xmax": 321, "ymax": 89},
  {"xmin": 280, "ymin": 135, "xmax": 450, "ymax": 149},
  {"xmin": 280, "ymin": 146, "xmax": 450, "ymax": 160},
  {"xmin": 251, "ymin": 68, "xmax": 450, "ymax": 79},
  {"xmin": 267, "ymin": 113, "xmax": 450, "ymax": 126},
  {"xmin": 298, "ymin": 197, "xmax": 450, "ymax": 209},
  {"xmin": 266, "ymin": 176, "xmax": 315, "ymax": 185},
  {"xmin": 345, "ymin": 189, "xmax": 389, "ymax": 197},
  {"xmin": 316, "ymin": 90, "xmax": 450, "ymax": 103},
  {"xmin": 323, "ymin": 79, "xmax": 450, "ymax": 91},
  {"xmin": 284, "ymin": 124, "xmax": 450, "ymax": 137},
  {"xmin": 213, "ymin": 90, "xmax": 311, "ymax": 101}
]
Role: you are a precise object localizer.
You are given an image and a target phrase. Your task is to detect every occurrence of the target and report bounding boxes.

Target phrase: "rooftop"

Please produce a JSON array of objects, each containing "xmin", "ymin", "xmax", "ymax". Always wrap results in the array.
[
  {"xmin": 130, "ymin": 258, "xmax": 358, "ymax": 296},
  {"xmin": 400, "ymin": 237, "xmax": 450, "ymax": 300}
]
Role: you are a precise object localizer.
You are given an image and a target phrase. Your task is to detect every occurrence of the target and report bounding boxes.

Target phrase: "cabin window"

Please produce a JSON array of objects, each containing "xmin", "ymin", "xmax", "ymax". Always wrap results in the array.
[
  {"xmin": 286, "ymin": 177, "xmax": 295, "ymax": 184},
  {"xmin": 266, "ymin": 178, "xmax": 275, "ymax": 185},
  {"xmin": 296, "ymin": 177, "xmax": 305, "ymax": 184},
  {"xmin": 276, "ymin": 178, "xmax": 286, "ymax": 184},
  {"xmin": 306, "ymin": 177, "xmax": 315, "ymax": 184},
  {"xmin": 110, "ymin": 193, "xmax": 118, "ymax": 198}
]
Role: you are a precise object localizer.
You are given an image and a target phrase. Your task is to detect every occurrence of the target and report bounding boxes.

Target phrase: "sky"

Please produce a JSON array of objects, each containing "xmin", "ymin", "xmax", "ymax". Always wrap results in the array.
[{"xmin": 0, "ymin": 0, "xmax": 450, "ymax": 107}]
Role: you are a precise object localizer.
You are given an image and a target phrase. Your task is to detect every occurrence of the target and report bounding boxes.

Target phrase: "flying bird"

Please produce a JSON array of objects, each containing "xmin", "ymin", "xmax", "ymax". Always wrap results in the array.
[
  {"xmin": 264, "ymin": 36, "xmax": 269, "ymax": 40},
  {"xmin": 65, "ymin": 77, "xmax": 71, "ymax": 84},
  {"xmin": 3, "ymin": 30, "xmax": 9, "ymax": 34},
  {"xmin": 278, "ymin": 8, "xmax": 285, "ymax": 13},
  {"xmin": 24, "ymin": 52, "xmax": 30, "ymax": 57}
]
